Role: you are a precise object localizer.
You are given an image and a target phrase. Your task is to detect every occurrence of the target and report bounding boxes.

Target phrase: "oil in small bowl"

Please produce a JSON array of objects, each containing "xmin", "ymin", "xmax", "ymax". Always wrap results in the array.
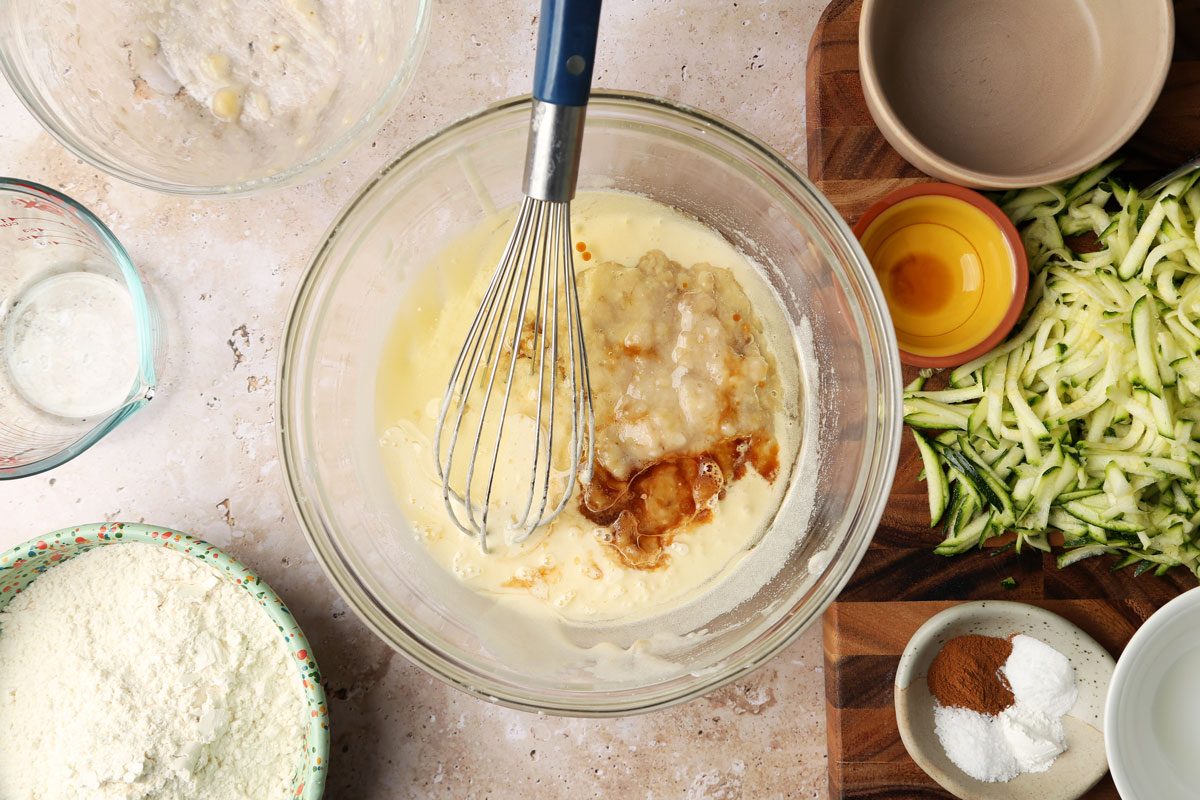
[{"xmin": 855, "ymin": 186, "xmax": 1027, "ymax": 368}]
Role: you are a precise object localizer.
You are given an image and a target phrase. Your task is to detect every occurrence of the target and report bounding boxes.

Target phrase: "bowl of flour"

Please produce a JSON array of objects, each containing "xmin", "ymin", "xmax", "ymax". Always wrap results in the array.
[
  {"xmin": 0, "ymin": 522, "xmax": 327, "ymax": 800},
  {"xmin": 0, "ymin": 0, "xmax": 431, "ymax": 194}
]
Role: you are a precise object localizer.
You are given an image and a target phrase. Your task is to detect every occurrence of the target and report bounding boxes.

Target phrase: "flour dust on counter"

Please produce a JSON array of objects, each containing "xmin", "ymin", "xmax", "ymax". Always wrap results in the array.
[{"xmin": 0, "ymin": 544, "xmax": 307, "ymax": 800}]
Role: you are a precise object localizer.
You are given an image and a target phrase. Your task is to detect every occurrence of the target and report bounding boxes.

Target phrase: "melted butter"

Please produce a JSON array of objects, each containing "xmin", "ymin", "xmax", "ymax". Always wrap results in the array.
[
  {"xmin": 375, "ymin": 191, "xmax": 800, "ymax": 623},
  {"xmin": 886, "ymin": 252, "xmax": 958, "ymax": 316}
]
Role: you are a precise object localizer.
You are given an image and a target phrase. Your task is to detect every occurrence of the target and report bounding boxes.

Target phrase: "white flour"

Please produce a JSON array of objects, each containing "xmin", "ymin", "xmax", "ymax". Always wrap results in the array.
[{"xmin": 0, "ymin": 544, "xmax": 307, "ymax": 800}]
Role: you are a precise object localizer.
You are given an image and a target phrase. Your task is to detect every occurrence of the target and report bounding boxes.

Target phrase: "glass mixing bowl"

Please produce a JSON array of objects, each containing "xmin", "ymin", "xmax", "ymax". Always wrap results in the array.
[
  {"xmin": 279, "ymin": 92, "xmax": 902, "ymax": 715},
  {"xmin": 0, "ymin": 0, "xmax": 430, "ymax": 195}
]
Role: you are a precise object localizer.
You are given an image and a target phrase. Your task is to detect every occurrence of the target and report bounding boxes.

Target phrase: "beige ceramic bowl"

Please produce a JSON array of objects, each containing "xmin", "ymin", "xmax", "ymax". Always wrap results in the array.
[
  {"xmin": 895, "ymin": 601, "xmax": 1113, "ymax": 800},
  {"xmin": 860, "ymin": 0, "xmax": 1174, "ymax": 189}
]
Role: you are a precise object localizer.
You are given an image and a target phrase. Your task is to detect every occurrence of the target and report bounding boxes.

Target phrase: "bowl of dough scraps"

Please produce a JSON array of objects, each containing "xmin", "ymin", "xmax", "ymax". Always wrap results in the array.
[
  {"xmin": 0, "ymin": 0, "xmax": 430, "ymax": 194},
  {"xmin": 0, "ymin": 523, "xmax": 328, "ymax": 799},
  {"xmin": 279, "ymin": 91, "xmax": 903, "ymax": 715}
]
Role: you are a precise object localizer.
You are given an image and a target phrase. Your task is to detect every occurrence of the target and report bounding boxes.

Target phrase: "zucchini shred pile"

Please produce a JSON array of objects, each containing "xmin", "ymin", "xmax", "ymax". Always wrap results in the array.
[{"xmin": 905, "ymin": 162, "xmax": 1200, "ymax": 576}]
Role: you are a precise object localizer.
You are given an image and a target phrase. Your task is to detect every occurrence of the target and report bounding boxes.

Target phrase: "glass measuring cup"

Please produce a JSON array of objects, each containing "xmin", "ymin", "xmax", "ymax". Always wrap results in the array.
[{"xmin": 0, "ymin": 179, "xmax": 158, "ymax": 478}]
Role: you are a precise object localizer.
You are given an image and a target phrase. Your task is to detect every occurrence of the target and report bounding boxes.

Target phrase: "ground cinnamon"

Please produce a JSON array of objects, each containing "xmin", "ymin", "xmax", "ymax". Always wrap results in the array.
[{"xmin": 927, "ymin": 634, "xmax": 1014, "ymax": 715}]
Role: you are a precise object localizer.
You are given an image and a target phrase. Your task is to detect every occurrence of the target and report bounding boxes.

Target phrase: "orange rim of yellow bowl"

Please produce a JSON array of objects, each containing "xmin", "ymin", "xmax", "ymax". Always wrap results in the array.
[{"xmin": 853, "ymin": 183, "xmax": 1029, "ymax": 369}]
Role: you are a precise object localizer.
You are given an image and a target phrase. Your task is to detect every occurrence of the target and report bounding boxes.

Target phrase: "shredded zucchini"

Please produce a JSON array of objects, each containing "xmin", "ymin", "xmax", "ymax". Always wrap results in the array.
[{"xmin": 906, "ymin": 163, "xmax": 1200, "ymax": 576}]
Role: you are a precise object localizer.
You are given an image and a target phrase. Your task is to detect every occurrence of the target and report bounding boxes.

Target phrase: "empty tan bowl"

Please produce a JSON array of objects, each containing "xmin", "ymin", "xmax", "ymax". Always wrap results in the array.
[{"xmin": 860, "ymin": 0, "xmax": 1174, "ymax": 189}]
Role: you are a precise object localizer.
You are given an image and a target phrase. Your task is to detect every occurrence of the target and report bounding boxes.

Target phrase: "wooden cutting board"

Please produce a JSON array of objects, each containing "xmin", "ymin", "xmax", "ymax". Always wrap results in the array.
[{"xmin": 809, "ymin": 1, "xmax": 1200, "ymax": 797}]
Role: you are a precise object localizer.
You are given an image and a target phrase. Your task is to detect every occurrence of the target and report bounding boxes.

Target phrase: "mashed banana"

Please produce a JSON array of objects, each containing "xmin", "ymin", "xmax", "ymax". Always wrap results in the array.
[
  {"xmin": 576, "ymin": 251, "xmax": 782, "ymax": 570},
  {"xmin": 578, "ymin": 250, "xmax": 779, "ymax": 481}
]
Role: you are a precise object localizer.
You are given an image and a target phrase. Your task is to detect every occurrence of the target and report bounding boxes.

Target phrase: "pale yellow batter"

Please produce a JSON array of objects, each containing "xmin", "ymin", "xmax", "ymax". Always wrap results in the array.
[{"xmin": 376, "ymin": 192, "xmax": 801, "ymax": 623}]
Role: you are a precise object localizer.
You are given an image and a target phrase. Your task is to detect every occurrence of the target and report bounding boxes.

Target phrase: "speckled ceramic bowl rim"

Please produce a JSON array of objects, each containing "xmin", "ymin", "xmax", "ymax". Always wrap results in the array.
[
  {"xmin": 853, "ymin": 183, "xmax": 1029, "ymax": 369},
  {"xmin": 0, "ymin": 522, "xmax": 328, "ymax": 799},
  {"xmin": 894, "ymin": 600, "xmax": 1114, "ymax": 800}
]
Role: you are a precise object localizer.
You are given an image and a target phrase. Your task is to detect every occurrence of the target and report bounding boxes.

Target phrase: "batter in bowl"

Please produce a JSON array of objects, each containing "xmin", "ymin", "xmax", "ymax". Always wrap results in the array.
[
  {"xmin": 25, "ymin": 0, "xmax": 405, "ymax": 186},
  {"xmin": 376, "ymin": 192, "xmax": 802, "ymax": 623},
  {"xmin": 127, "ymin": 0, "xmax": 347, "ymax": 125}
]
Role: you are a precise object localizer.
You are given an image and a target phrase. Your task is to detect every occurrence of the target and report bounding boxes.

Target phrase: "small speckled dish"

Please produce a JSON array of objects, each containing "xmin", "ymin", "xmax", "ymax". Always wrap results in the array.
[
  {"xmin": 894, "ymin": 601, "xmax": 1113, "ymax": 800},
  {"xmin": 0, "ymin": 522, "xmax": 328, "ymax": 799}
]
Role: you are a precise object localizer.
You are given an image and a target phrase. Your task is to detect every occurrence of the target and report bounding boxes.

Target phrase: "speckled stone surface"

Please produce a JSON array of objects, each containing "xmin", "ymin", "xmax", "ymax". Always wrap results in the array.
[{"xmin": 0, "ymin": 1, "xmax": 831, "ymax": 797}]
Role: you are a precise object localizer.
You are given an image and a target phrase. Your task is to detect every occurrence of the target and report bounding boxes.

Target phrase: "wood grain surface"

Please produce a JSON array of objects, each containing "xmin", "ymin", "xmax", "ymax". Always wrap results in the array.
[{"xmin": 808, "ymin": 1, "xmax": 1200, "ymax": 797}]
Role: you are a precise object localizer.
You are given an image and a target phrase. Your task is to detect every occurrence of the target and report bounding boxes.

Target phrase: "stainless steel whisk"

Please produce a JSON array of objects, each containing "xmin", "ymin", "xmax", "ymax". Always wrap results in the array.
[{"xmin": 435, "ymin": 0, "xmax": 602, "ymax": 551}]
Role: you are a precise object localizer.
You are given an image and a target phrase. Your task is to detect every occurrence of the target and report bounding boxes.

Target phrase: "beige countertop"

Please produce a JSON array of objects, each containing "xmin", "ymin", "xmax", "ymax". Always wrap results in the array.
[{"xmin": 0, "ymin": 1, "xmax": 832, "ymax": 797}]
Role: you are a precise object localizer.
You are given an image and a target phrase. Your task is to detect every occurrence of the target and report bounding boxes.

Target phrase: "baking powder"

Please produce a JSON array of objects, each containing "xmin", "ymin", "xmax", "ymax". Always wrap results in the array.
[{"xmin": 1003, "ymin": 633, "xmax": 1079, "ymax": 718}]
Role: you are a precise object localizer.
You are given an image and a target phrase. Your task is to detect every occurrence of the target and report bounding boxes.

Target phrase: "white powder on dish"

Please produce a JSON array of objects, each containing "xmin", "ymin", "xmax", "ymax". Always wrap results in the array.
[
  {"xmin": 933, "ymin": 705, "xmax": 1019, "ymax": 782},
  {"xmin": 1003, "ymin": 633, "xmax": 1079, "ymax": 718},
  {"xmin": 998, "ymin": 703, "xmax": 1066, "ymax": 773},
  {"xmin": 0, "ymin": 543, "xmax": 308, "ymax": 800},
  {"xmin": 932, "ymin": 634, "xmax": 1077, "ymax": 783}
]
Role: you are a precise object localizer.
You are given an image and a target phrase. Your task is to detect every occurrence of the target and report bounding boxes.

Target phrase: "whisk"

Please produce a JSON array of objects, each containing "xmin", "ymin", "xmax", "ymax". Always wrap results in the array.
[{"xmin": 435, "ymin": 0, "xmax": 602, "ymax": 551}]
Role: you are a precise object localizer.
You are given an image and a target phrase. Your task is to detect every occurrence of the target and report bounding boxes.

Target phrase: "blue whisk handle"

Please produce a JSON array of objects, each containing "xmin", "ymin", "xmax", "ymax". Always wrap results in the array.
[{"xmin": 533, "ymin": 0, "xmax": 602, "ymax": 107}]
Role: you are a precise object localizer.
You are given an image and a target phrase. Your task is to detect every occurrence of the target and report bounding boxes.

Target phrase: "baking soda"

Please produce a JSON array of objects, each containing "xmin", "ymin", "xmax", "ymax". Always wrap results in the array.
[
  {"xmin": 931, "ymin": 633, "xmax": 1076, "ymax": 783},
  {"xmin": 1003, "ymin": 634, "xmax": 1079, "ymax": 718}
]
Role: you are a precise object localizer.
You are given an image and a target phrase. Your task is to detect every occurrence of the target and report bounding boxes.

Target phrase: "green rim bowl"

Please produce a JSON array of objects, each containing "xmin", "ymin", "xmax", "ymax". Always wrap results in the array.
[{"xmin": 0, "ymin": 522, "xmax": 329, "ymax": 799}]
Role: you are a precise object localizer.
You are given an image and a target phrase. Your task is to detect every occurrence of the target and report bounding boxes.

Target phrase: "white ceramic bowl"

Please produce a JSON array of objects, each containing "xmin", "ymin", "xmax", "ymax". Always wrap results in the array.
[
  {"xmin": 859, "ymin": 0, "xmax": 1174, "ymax": 188},
  {"xmin": 1107, "ymin": 587, "xmax": 1200, "ymax": 799}
]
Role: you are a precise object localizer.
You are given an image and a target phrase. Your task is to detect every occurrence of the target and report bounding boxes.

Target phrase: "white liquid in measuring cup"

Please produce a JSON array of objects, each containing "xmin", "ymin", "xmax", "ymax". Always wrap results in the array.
[{"xmin": 3, "ymin": 271, "xmax": 140, "ymax": 419}]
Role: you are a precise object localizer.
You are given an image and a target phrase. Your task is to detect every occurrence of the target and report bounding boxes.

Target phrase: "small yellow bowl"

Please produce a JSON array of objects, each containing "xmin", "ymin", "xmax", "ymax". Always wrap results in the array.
[{"xmin": 854, "ymin": 184, "xmax": 1028, "ymax": 368}]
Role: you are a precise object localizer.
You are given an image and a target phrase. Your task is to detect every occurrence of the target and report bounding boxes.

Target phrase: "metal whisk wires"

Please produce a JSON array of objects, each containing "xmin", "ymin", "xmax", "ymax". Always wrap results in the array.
[
  {"xmin": 434, "ymin": 0, "xmax": 601, "ymax": 552},
  {"xmin": 434, "ymin": 195, "xmax": 595, "ymax": 552}
]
